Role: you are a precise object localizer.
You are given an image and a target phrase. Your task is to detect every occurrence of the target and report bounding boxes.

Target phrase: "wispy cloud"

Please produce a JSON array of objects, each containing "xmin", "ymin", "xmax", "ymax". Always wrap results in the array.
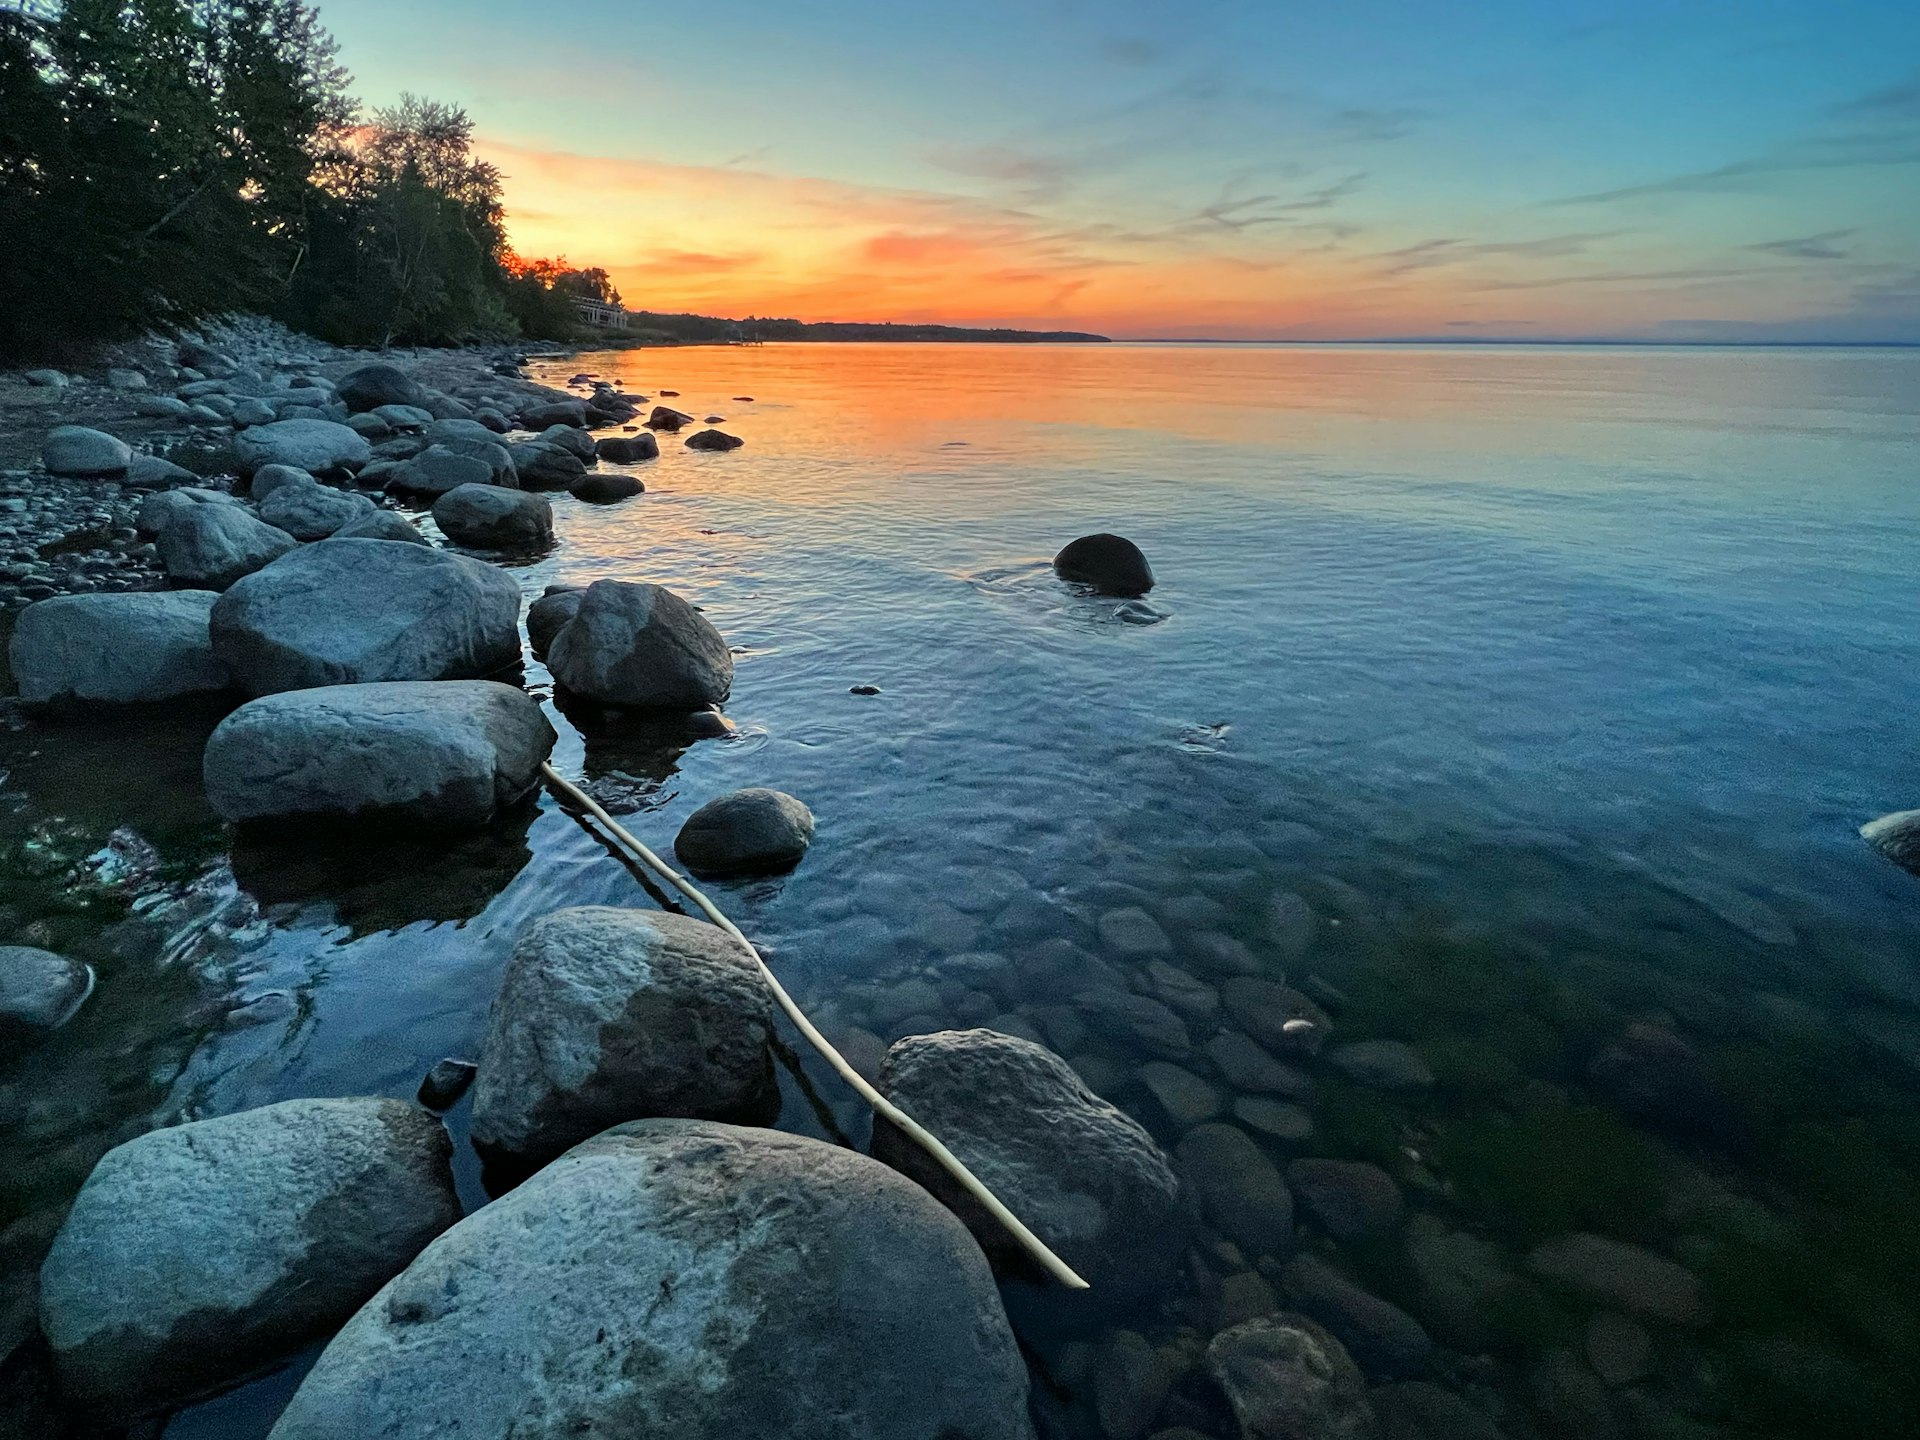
[
  {"xmin": 1747, "ymin": 228, "xmax": 1856, "ymax": 260},
  {"xmin": 1374, "ymin": 231, "xmax": 1628, "ymax": 275}
]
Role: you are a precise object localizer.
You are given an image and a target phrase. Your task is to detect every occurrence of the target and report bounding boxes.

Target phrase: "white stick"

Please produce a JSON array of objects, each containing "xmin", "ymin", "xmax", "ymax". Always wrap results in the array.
[{"xmin": 538, "ymin": 762, "xmax": 1091, "ymax": 1290}]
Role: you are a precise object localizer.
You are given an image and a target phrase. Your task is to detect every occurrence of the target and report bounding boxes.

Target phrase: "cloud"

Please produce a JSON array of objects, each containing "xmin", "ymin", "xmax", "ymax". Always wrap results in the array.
[
  {"xmin": 1374, "ymin": 231, "xmax": 1628, "ymax": 275},
  {"xmin": 924, "ymin": 144, "xmax": 1084, "ymax": 196},
  {"xmin": 1097, "ymin": 36, "xmax": 1161, "ymax": 67},
  {"xmin": 1746, "ymin": 228, "xmax": 1856, "ymax": 261}
]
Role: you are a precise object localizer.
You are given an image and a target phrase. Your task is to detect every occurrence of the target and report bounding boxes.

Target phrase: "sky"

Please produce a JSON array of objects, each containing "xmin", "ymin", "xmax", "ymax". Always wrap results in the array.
[{"xmin": 320, "ymin": 0, "xmax": 1920, "ymax": 341}]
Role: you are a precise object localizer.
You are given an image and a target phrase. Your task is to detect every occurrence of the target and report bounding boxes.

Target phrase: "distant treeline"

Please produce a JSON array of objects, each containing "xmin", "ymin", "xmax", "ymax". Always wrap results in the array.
[
  {"xmin": 0, "ymin": 0, "xmax": 611, "ymax": 360},
  {"xmin": 619, "ymin": 313, "xmax": 1112, "ymax": 345}
]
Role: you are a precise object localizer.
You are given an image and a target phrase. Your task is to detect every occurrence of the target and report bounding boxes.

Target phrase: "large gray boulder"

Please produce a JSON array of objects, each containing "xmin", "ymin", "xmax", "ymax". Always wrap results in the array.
[
  {"xmin": 1206, "ymin": 1313, "xmax": 1376, "ymax": 1440},
  {"xmin": 10, "ymin": 592, "xmax": 229, "ymax": 705},
  {"xmin": 526, "ymin": 585, "xmax": 584, "ymax": 658},
  {"xmin": 267, "ymin": 1121, "xmax": 1034, "ymax": 1440},
  {"xmin": 134, "ymin": 485, "xmax": 236, "ymax": 539},
  {"xmin": 547, "ymin": 579, "xmax": 733, "ymax": 710},
  {"xmin": 471, "ymin": 907, "xmax": 776, "ymax": 1165},
  {"xmin": 245, "ymin": 462, "xmax": 315, "ymax": 502},
  {"xmin": 674, "ymin": 788, "xmax": 815, "ymax": 877},
  {"xmin": 872, "ymin": 1028, "xmax": 1185, "ymax": 1299},
  {"xmin": 42, "ymin": 426, "xmax": 131, "ymax": 477},
  {"xmin": 210, "ymin": 540, "xmax": 521, "ymax": 695},
  {"xmin": 388, "ymin": 444, "xmax": 499, "ymax": 498},
  {"xmin": 233, "ymin": 419, "xmax": 370, "ymax": 477},
  {"xmin": 258, "ymin": 480, "xmax": 377, "ymax": 541},
  {"xmin": 157, "ymin": 505, "xmax": 298, "ymax": 590},
  {"xmin": 334, "ymin": 508, "xmax": 428, "ymax": 545},
  {"xmin": 517, "ymin": 398, "xmax": 587, "ymax": 429},
  {"xmin": 506, "ymin": 441, "xmax": 586, "ymax": 490},
  {"xmin": 0, "ymin": 946, "xmax": 94, "ymax": 1043},
  {"xmin": 432, "ymin": 483, "xmax": 552, "ymax": 551},
  {"xmin": 595, "ymin": 433, "xmax": 658, "ymax": 463},
  {"xmin": 39, "ymin": 1098, "xmax": 459, "ymax": 1417},
  {"xmin": 204, "ymin": 681, "xmax": 556, "ymax": 828},
  {"xmin": 334, "ymin": 363, "xmax": 429, "ymax": 414}
]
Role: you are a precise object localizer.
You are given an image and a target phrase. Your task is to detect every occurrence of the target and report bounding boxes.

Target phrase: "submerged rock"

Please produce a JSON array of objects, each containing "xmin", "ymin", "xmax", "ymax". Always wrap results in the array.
[
  {"xmin": 39, "ymin": 1098, "xmax": 458, "ymax": 1417},
  {"xmin": 417, "ymin": 1058, "xmax": 478, "ymax": 1112},
  {"xmin": 1176, "ymin": 1123, "xmax": 1294, "ymax": 1259},
  {"xmin": 872, "ymin": 1028, "xmax": 1186, "ymax": 1300},
  {"xmin": 266, "ymin": 1121, "xmax": 1034, "ymax": 1440},
  {"xmin": 674, "ymin": 788, "xmax": 815, "ymax": 877},
  {"xmin": 10, "ymin": 592, "xmax": 228, "ymax": 705},
  {"xmin": 1054, "ymin": 533, "xmax": 1154, "ymax": 596},
  {"xmin": 0, "ymin": 946, "xmax": 94, "ymax": 1043},
  {"xmin": 1860, "ymin": 809, "xmax": 1920, "ymax": 875},
  {"xmin": 1287, "ymin": 1159, "xmax": 1404, "ymax": 1240},
  {"xmin": 1325, "ymin": 1039, "xmax": 1433, "ymax": 1092},
  {"xmin": 210, "ymin": 539, "xmax": 521, "ymax": 695},
  {"xmin": 595, "ymin": 433, "xmax": 659, "ymax": 463},
  {"xmin": 43, "ymin": 425, "xmax": 131, "ymax": 477},
  {"xmin": 432, "ymin": 483, "xmax": 553, "ymax": 550},
  {"xmin": 204, "ymin": 681, "xmax": 556, "ymax": 829},
  {"xmin": 684, "ymin": 428, "xmax": 744, "ymax": 451},
  {"xmin": 546, "ymin": 579, "xmax": 733, "ymax": 710},
  {"xmin": 471, "ymin": 907, "xmax": 777, "ymax": 1166},
  {"xmin": 1525, "ymin": 1233, "xmax": 1708, "ymax": 1327},
  {"xmin": 157, "ymin": 505, "xmax": 298, "ymax": 590},
  {"xmin": 570, "ymin": 471, "xmax": 645, "ymax": 502},
  {"xmin": 1206, "ymin": 1313, "xmax": 1376, "ymax": 1440},
  {"xmin": 1280, "ymin": 1253, "xmax": 1433, "ymax": 1380}
]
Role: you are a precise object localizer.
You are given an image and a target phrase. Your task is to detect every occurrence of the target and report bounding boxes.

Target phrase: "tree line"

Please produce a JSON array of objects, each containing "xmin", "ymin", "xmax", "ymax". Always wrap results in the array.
[{"xmin": 0, "ymin": 0, "xmax": 615, "ymax": 360}]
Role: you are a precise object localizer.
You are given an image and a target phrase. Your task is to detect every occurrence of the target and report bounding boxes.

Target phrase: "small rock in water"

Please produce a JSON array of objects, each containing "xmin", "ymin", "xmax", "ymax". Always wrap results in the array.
[
  {"xmin": 850, "ymin": 683, "xmax": 881, "ymax": 695},
  {"xmin": 1861, "ymin": 808, "xmax": 1920, "ymax": 875},
  {"xmin": 1525, "ymin": 1232, "xmax": 1709, "ymax": 1327},
  {"xmin": 1176, "ymin": 1123, "xmax": 1293, "ymax": 1258},
  {"xmin": 684, "ymin": 428, "xmax": 744, "ymax": 451},
  {"xmin": 732, "ymin": 395, "xmax": 754, "ymax": 401},
  {"xmin": 1234, "ymin": 1096, "xmax": 1314, "ymax": 1142},
  {"xmin": 1286, "ymin": 1158, "xmax": 1404, "ymax": 1239},
  {"xmin": 569, "ymin": 472, "xmax": 644, "ymax": 503},
  {"xmin": 659, "ymin": 389, "xmax": 680, "ymax": 396},
  {"xmin": 703, "ymin": 414, "xmax": 725, "ymax": 424},
  {"xmin": 594, "ymin": 433, "xmax": 658, "ymax": 464},
  {"xmin": 1136, "ymin": 1060, "xmax": 1225, "ymax": 1128},
  {"xmin": 417, "ymin": 1058, "xmax": 479, "ymax": 1111},
  {"xmin": 1206, "ymin": 1313, "xmax": 1374, "ymax": 1440},
  {"xmin": 1114, "ymin": 599, "xmax": 1164, "ymax": 625},
  {"xmin": 0, "ymin": 946, "xmax": 95, "ymax": 1042},
  {"xmin": 546, "ymin": 579, "xmax": 733, "ymax": 710},
  {"xmin": 1054, "ymin": 532, "xmax": 1154, "ymax": 596},
  {"xmin": 674, "ymin": 788, "xmax": 816, "ymax": 878}
]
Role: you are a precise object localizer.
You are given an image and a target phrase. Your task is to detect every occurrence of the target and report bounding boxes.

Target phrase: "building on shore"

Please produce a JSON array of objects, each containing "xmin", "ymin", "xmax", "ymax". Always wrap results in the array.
[{"xmin": 574, "ymin": 297, "xmax": 630, "ymax": 330}]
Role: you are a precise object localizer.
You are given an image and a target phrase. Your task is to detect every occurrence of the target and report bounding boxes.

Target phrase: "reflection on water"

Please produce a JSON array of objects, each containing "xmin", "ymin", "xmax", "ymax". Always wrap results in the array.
[{"xmin": 3, "ymin": 343, "xmax": 1919, "ymax": 1437}]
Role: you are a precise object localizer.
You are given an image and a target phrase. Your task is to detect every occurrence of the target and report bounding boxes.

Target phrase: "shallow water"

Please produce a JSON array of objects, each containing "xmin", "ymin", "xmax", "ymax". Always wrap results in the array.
[{"xmin": 5, "ymin": 341, "xmax": 1920, "ymax": 1437}]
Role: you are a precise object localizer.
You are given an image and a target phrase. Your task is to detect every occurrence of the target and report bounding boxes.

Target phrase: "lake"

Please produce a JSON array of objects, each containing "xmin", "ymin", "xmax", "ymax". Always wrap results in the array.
[{"xmin": 5, "ymin": 341, "xmax": 1920, "ymax": 1437}]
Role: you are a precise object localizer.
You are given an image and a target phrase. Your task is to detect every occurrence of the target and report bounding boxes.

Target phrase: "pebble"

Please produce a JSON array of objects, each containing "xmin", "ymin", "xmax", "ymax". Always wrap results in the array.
[{"xmin": 1136, "ymin": 1061, "xmax": 1225, "ymax": 1128}]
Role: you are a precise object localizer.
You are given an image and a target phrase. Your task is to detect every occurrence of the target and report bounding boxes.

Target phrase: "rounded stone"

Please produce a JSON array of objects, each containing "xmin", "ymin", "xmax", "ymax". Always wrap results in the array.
[
  {"xmin": 1205, "ymin": 1313, "xmax": 1375, "ymax": 1440},
  {"xmin": 570, "ymin": 471, "xmax": 645, "ymax": 503},
  {"xmin": 9, "ymin": 592, "xmax": 229, "ymax": 705},
  {"xmin": 1287, "ymin": 1159, "xmax": 1405, "ymax": 1239},
  {"xmin": 674, "ymin": 788, "xmax": 816, "ymax": 878},
  {"xmin": 1175, "ymin": 1123, "xmax": 1294, "ymax": 1259},
  {"xmin": 594, "ymin": 434, "xmax": 658, "ymax": 464},
  {"xmin": 43, "ymin": 426, "xmax": 132, "ymax": 477},
  {"xmin": 334, "ymin": 363, "xmax": 430, "ymax": 414},
  {"xmin": 258, "ymin": 480, "xmax": 377, "ymax": 541},
  {"xmin": 684, "ymin": 428, "xmax": 744, "ymax": 451},
  {"xmin": 432, "ymin": 483, "xmax": 553, "ymax": 551},
  {"xmin": 0, "ymin": 946, "xmax": 94, "ymax": 1041},
  {"xmin": 1054, "ymin": 533, "xmax": 1154, "ymax": 596},
  {"xmin": 233, "ymin": 419, "xmax": 370, "ymax": 478},
  {"xmin": 526, "ymin": 586, "xmax": 585, "ymax": 659},
  {"xmin": 546, "ymin": 579, "xmax": 733, "ymax": 711}
]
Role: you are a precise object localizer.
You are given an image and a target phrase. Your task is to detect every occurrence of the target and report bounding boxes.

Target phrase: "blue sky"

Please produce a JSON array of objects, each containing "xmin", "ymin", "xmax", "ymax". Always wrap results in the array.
[{"xmin": 322, "ymin": 0, "xmax": 1920, "ymax": 338}]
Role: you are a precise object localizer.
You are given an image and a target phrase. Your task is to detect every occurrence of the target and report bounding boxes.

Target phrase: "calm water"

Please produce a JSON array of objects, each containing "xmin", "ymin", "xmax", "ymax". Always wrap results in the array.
[{"xmin": 4, "ymin": 342, "xmax": 1919, "ymax": 1437}]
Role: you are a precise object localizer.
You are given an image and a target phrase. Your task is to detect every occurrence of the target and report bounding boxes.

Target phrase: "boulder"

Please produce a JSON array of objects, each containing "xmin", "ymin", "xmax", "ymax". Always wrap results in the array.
[
  {"xmin": 674, "ymin": 788, "xmax": 815, "ymax": 877},
  {"xmin": 1209, "ymin": 1031, "xmax": 1314, "ymax": 1098},
  {"xmin": 595, "ymin": 433, "xmax": 658, "ymax": 463},
  {"xmin": 1054, "ymin": 533, "xmax": 1154, "ymax": 596},
  {"xmin": 506, "ymin": 441, "xmax": 586, "ymax": 490},
  {"xmin": 126, "ymin": 453, "xmax": 198, "ymax": 487},
  {"xmin": 106, "ymin": 367, "xmax": 148, "ymax": 390},
  {"xmin": 646, "ymin": 405, "xmax": 694, "ymax": 430},
  {"xmin": 246, "ymin": 462, "xmax": 315, "ymax": 502},
  {"xmin": 230, "ymin": 397, "xmax": 275, "ymax": 427},
  {"xmin": 334, "ymin": 508, "xmax": 429, "ymax": 545},
  {"xmin": 1205, "ymin": 1314, "xmax": 1376, "ymax": 1440},
  {"xmin": 872, "ymin": 1029, "xmax": 1185, "ymax": 1299},
  {"xmin": 1524, "ymin": 1234, "xmax": 1708, "ymax": 1327},
  {"xmin": 1287, "ymin": 1160, "xmax": 1404, "ymax": 1239},
  {"xmin": 233, "ymin": 419, "xmax": 370, "ymax": 477},
  {"xmin": 258, "ymin": 480, "xmax": 377, "ymax": 541},
  {"xmin": 0, "ymin": 946, "xmax": 94, "ymax": 1043},
  {"xmin": 570, "ymin": 471, "xmax": 644, "ymax": 503},
  {"xmin": 1860, "ymin": 809, "xmax": 1920, "ymax": 875},
  {"xmin": 1587, "ymin": 1021, "xmax": 1741, "ymax": 1141},
  {"xmin": 38, "ymin": 1098, "xmax": 459, "ymax": 1417},
  {"xmin": 471, "ymin": 907, "xmax": 777, "ymax": 1164},
  {"xmin": 134, "ymin": 485, "xmax": 236, "ymax": 539},
  {"xmin": 389, "ymin": 443, "xmax": 497, "ymax": 497},
  {"xmin": 210, "ymin": 540, "xmax": 522, "ymax": 695},
  {"xmin": 1176, "ymin": 1123, "xmax": 1294, "ymax": 1258},
  {"xmin": 535, "ymin": 424, "xmax": 597, "ymax": 461},
  {"xmin": 546, "ymin": 579, "xmax": 733, "ymax": 710},
  {"xmin": 135, "ymin": 395, "xmax": 192, "ymax": 419},
  {"xmin": 526, "ymin": 585, "xmax": 585, "ymax": 658},
  {"xmin": 10, "ymin": 592, "xmax": 228, "ymax": 705},
  {"xmin": 334, "ymin": 363, "xmax": 429, "ymax": 414},
  {"xmin": 517, "ymin": 398, "xmax": 587, "ymax": 429},
  {"xmin": 684, "ymin": 428, "xmax": 744, "ymax": 451},
  {"xmin": 431, "ymin": 483, "xmax": 553, "ymax": 551},
  {"xmin": 204, "ymin": 681, "xmax": 556, "ymax": 829},
  {"xmin": 266, "ymin": 1121, "xmax": 1034, "ymax": 1440},
  {"xmin": 157, "ymin": 506, "xmax": 298, "ymax": 590},
  {"xmin": 422, "ymin": 418, "xmax": 500, "ymax": 448},
  {"xmin": 372, "ymin": 403, "xmax": 434, "ymax": 430},
  {"xmin": 42, "ymin": 425, "xmax": 131, "ymax": 477}
]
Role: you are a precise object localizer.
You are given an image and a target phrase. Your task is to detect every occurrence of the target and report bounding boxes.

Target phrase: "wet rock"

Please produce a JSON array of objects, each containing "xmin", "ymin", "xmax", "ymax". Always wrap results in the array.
[
  {"xmin": 389, "ymin": 444, "xmax": 495, "ymax": 497},
  {"xmin": 431, "ymin": 483, "xmax": 552, "ymax": 550},
  {"xmin": 535, "ymin": 424, "xmax": 597, "ymax": 462},
  {"xmin": 1402, "ymin": 1214, "xmax": 1535, "ymax": 1353},
  {"xmin": 258, "ymin": 479, "xmax": 377, "ymax": 540},
  {"xmin": 470, "ymin": 907, "xmax": 776, "ymax": 1166},
  {"xmin": 517, "ymin": 398, "xmax": 587, "ymax": 429},
  {"xmin": 1185, "ymin": 930, "xmax": 1265, "ymax": 976},
  {"xmin": 1326, "ymin": 1040, "xmax": 1433, "ymax": 1092},
  {"xmin": 1280, "ymin": 1254, "xmax": 1432, "ymax": 1380},
  {"xmin": 1587, "ymin": 1020, "xmax": 1739, "ymax": 1142},
  {"xmin": 547, "ymin": 579, "xmax": 733, "ymax": 710},
  {"xmin": 674, "ymin": 788, "xmax": 815, "ymax": 878},
  {"xmin": 872, "ymin": 1028, "xmax": 1186, "ymax": 1300},
  {"xmin": 10, "ymin": 591, "xmax": 228, "ymax": 704},
  {"xmin": 266, "ymin": 1120, "xmax": 1034, "ymax": 1440},
  {"xmin": 211, "ymin": 539, "xmax": 521, "ymax": 695},
  {"xmin": 1584, "ymin": 1312, "xmax": 1651, "ymax": 1387},
  {"xmin": 1176, "ymin": 1123, "xmax": 1294, "ymax": 1259},
  {"xmin": 1235, "ymin": 1098, "xmax": 1315, "ymax": 1142},
  {"xmin": 157, "ymin": 504, "xmax": 298, "ymax": 589},
  {"xmin": 1054, "ymin": 533, "xmax": 1154, "ymax": 597},
  {"xmin": 594, "ymin": 433, "xmax": 659, "ymax": 463},
  {"xmin": 1138, "ymin": 1061, "xmax": 1225, "ymax": 1128},
  {"xmin": 204, "ymin": 680, "xmax": 555, "ymax": 829},
  {"xmin": 1099, "ymin": 906, "xmax": 1175, "ymax": 961},
  {"xmin": 1287, "ymin": 1160, "xmax": 1404, "ymax": 1239},
  {"xmin": 246, "ymin": 461, "xmax": 314, "ymax": 502},
  {"xmin": 1222, "ymin": 978, "xmax": 1332, "ymax": 1056},
  {"xmin": 1075, "ymin": 987, "xmax": 1192, "ymax": 1059},
  {"xmin": 334, "ymin": 508, "xmax": 428, "ymax": 545},
  {"xmin": 417, "ymin": 1058, "xmax": 478, "ymax": 1112},
  {"xmin": 1528, "ymin": 1349, "xmax": 1618, "ymax": 1440},
  {"xmin": 43, "ymin": 426, "xmax": 131, "ymax": 477},
  {"xmin": 233, "ymin": 419, "xmax": 370, "ymax": 477},
  {"xmin": 1145, "ymin": 960, "xmax": 1221, "ymax": 1023},
  {"xmin": 372, "ymin": 403, "xmax": 433, "ymax": 431},
  {"xmin": 136, "ymin": 394, "xmax": 193, "ymax": 419},
  {"xmin": 126, "ymin": 452, "xmax": 197, "ymax": 486},
  {"xmin": 685, "ymin": 428, "xmax": 744, "ymax": 451},
  {"xmin": 526, "ymin": 585, "xmax": 585, "ymax": 658},
  {"xmin": 0, "ymin": 946, "xmax": 94, "ymax": 1042},
  {"xmin": 335, "ymin": 363, "xmax": 430, "ymax": 414},
  {"xmin": 1209, "ymin": 1031, "xmax": 1314, "ymax": 1098},
  {"xmin": 1524, "ymin": 1233, "xmax": 1707, "ymax": 1327},
  {"xmin": 135, "ymin": 485, "xmax": 236, "ymax": 538},
  {"xmin": 1206, "ymin": 1312, "xmax": 1375, "ymax": 1440},
  {"xmin": 569, "ymin": 471, "xmax": 645, "ymax": 502},
  {"xmin": 1095, "ymin": 1329, "xmax": 1178, "ymax": 1440},
  {"xmin": 39, "ymin": 1098, "xmax": 458, "ymax": 1417},
  {"xmin": 1861, "ymin": 809, "xmax": 1920, "ymax": 874},
  {"xmin": 1368, "ymin": 1382, "xmax": 1503, "ymax": 1440},
  {"xmin": 1268, "ymin": 891, "xmax": 1318, "ymax": 960},
  {"xmin": 506, "ymin": 440, "xmax": 587, "ymax": 490},
  {"xmin": 646, "ymin": 405, "xmax": 694, "ymax": 430}
]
